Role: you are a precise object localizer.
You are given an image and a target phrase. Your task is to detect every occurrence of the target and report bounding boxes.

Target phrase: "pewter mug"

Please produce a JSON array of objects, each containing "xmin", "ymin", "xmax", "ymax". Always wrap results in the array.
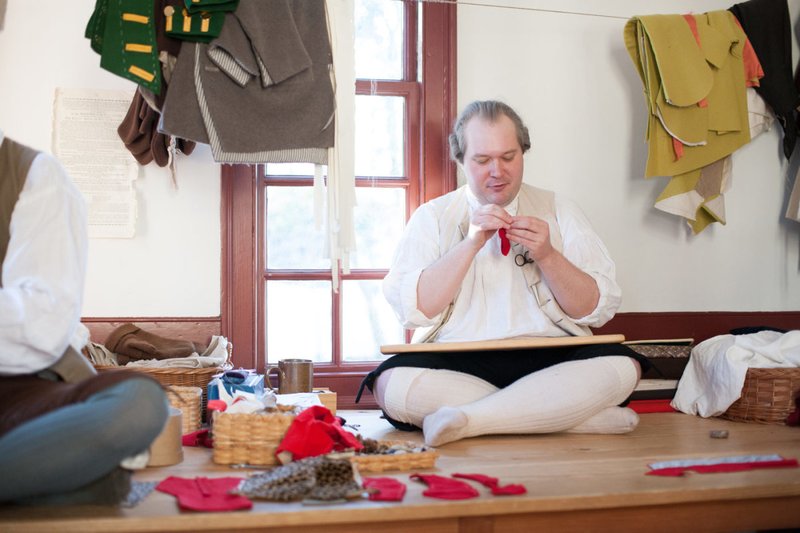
[{"xmin": 266, "ymin": 359, "xmax": 313, "ymax": 394}]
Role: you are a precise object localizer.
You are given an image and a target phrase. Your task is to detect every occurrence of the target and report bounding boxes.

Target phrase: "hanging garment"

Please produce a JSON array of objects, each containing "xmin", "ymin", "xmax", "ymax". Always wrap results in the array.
[
  {"xmin": 787, "ymin": 169, "xmax": 800, "ymax": 222},
  {"xmin": 162, "ymin": 4, "xmax": 227, "ymax": 42},
  {"xmin": 625, "ymin": 11, "xmax": 752, "ymax": 233},
  {"xmin": 85, "ymin": 0, "xmax": 162, "ymax": 94},
  {"xmin": 788, "ymin": 66, "xmax": 800, "ymax": 223},
  {"xmin": 118, "ymin": 89, "xmax": 196, "ymax": 167},
  {"xmin": 654, "ymin": 88, "xmax": 774, "ymax": 233},
  {"xmin": 160, "ymin": 0, "xmax": 335, "ymax": 164},
  {"xmin": 116, "ymin": 1, "xmax": 197, "ymax": 167},
  {"xmin": 185, "ymin": 0, "xmax": 240, "ymax": 14},
  {"xmin": 730, "ymin": 0, "xmax": 799, "ymax": 160}
]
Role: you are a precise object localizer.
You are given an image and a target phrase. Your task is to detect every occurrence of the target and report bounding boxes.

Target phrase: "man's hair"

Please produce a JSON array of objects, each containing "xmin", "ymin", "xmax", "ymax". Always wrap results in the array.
[{"xmin": 448, "ymin": 100, "xmax": 532, "ymax": 164}]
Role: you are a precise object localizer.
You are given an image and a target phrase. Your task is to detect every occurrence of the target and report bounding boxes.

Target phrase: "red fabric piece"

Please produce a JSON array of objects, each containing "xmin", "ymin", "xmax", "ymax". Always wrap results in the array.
[
  {"xmin": 182, "ymin": 429, "xmax": 214, "ymax": 448},
  {"xmin": 363, "ymin": 477, "xmax": 407, "ymax": 501},
  {"xmin": 156, "ymin": 476, "xmax": 252, "ymax": 511},
  {"xmin": 498, "ymin": 228, "xmax": 510, "ymax": 256},
  {"xmin": 275, "ymin": 405, "xmax": 363, "ymax": 461},
  {"xmin": 207, "ymin": 399, "xmax": 227, "ymax": 413},
  {"xmin": 731, "ymin": 15, "xmax": 764, "ymax": 87},
  {"xmin": 628, "ymin": 399, "xmax": 677, "ymax": 414},
  {"xmin": 452, "ymin": 473, "xmax": 527, "ymax": 496},
  {"xmin": 410, "ymin": 474, "xmax": 479, "ymax": 500},
  {"xmin": 647, "ymin": 458, "xmax": 799, "ymax": 477},
  {"xmin": 672, "ymin": 137, "xmax": 685, "ymax": 161}
]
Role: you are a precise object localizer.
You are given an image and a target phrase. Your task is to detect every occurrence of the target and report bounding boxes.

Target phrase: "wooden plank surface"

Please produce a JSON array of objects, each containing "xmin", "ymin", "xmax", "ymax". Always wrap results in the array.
[
  {"xmin": 381, "ymin": 333, "xmax": 626, "ymax": 354},
  {"xmin": 1, "ymin": 410, "xmax": 798, "ymax": 532}
]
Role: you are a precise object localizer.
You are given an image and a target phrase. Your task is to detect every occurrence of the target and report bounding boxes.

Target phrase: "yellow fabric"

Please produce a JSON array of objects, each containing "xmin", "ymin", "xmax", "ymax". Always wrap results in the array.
[
  {"xmin": 655, "ymin": 156, "xmax": 731, "ymax": 234},
  {"xmin": 625, "ymin": 10, "xmax": 751, "ymax": 234},
  {"xmin": 625, "ymin": 11, "xmax": 750, "ymax": 180},
  {"xmin": 626, "ymin": 15, "xmax": 711, "ymax": 108}
]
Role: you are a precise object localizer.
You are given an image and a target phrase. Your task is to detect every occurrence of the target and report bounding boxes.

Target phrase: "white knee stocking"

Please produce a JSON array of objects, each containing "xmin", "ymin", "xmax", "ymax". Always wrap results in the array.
[
  {"xmin": 566, "ymin": 406, "xmax": 639, "ymax": 434},
  {"xmin": 422, "ymin": 356, "xmax": 640, "ymax": 446},
  {"xmin": 379, "ymin": 367, "xmax": 498, "ymax": 428}
]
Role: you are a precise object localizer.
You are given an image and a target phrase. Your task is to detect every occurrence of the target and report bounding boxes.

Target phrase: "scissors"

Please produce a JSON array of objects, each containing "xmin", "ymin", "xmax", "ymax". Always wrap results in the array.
[{"xmin": 514, "ymin": 250, "xmax": 534, "ymax": 267}]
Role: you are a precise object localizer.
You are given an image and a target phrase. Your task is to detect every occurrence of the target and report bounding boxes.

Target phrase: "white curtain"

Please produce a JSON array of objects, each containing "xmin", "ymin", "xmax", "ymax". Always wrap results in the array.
[{"xmin": 320, "ymin": 0, "xmax": 356, "ymax": 292}]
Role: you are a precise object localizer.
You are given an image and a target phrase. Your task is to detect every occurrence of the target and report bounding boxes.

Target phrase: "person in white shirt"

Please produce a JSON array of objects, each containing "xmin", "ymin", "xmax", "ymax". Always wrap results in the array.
[
  {"xmin": 360, "ymin": 101, "xmax": 649, "ymax": 446},
  {"xmin": 0, "ymin": 129, "xmax": 167, "ymax": 505}
]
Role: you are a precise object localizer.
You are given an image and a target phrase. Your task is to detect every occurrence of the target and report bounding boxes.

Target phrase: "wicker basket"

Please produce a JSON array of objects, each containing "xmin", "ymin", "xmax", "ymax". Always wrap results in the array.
[
  {"xmin": 351, "ymin": 445, "xmax": 439, "ymax": 473},
  {"xmin": 212, "ymin": 410, "xmax": 440, "ymax": 471},
  {"xmin": 96, "ymin": 364, "xmax": 220, "ymax": 416},
  {"xmin": 719, "ymin": 367, "xmax": 800, "ymax": 425},
  {"xmin": 166, "ymin": 386, "xmax": 202, "ymax": 434},
  {"xmin": 95, "ymin": 343, "xmax": 232, "ymax": 417},
  {"xmin": 212, "ymin": 408, "xmax": 297, "ymax": 466}
]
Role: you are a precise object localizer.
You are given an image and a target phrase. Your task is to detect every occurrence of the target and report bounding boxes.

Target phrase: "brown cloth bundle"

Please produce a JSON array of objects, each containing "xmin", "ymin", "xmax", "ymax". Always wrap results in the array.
[
  {"xmin": 116, "ymin": 0, "xmax": 197, "ymax": 167},
  {"xmin": 105, "ymin": 323, "xmax": 206, "ymax": 365},
  {"xmin": 117, "ymin": 90, "xmax": 196, "ymax": 167}
]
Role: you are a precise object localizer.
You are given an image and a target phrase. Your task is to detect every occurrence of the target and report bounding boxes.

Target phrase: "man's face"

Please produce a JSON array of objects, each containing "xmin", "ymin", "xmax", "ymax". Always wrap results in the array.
[{"xmin": 462, "ymin": 114, "xmax": 524, "ymax": 207}]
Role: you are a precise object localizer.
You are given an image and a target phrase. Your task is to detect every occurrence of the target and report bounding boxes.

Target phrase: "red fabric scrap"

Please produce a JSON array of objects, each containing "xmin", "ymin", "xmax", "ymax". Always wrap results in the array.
[
  {"xmin": 731, "ymin": 15, "xmax": 765, "ymax": 87},
  {"xmin": 498, "ymin": 228, "xmax": 511, "ymax": 256},
  {"xmin": 452, "ymin": 473, "xmax": 527, "ymax": 496},
  {"xmin": 672, "ymin": 137, "xmax": 685, "ymax": 161},
  {"xmin": 182, "ymin": 428, "xmax": 214, "ymax": 448},
  {"xmin": 628, "ymin": 399, "xmax": 677, "ymax": 414},
  {"xmin": 410, "ymin": 474, "xmax": 479, "ymax": 500},
  {"xmin": 275, "ymin": 405, "xmax": 363, "ymax": 462},
  {"xmin": 363, "ymin": 477, "xmax": 407, "ymax": 501},
  {"xmin": 647, "ymin": 458, "xmax": 799, "ymax": 477},
  {"xmin": 156, "ymin": 476, "xmax": 252, "ymax": 511}
]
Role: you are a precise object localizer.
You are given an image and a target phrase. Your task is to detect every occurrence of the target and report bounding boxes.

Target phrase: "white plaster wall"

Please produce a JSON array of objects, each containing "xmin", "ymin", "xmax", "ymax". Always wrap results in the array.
[
  {"xmin": 0, "ymin": 0, "xmax": 220, "ymax": 317},
  {"xmin": 458, "ymin": 0, "xmax": 800, "ymax": 311}
]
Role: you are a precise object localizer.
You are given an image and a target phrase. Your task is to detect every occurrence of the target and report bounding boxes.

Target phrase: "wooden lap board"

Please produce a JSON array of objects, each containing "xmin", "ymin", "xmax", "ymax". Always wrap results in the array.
[{"xmin": 380, "ymin": 334, "xmax": 626, "ymax": 354}]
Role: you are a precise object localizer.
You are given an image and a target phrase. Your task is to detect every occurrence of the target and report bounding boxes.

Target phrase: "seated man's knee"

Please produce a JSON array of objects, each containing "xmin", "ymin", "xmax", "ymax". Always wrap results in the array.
[
  {"xmin": 93, "ymin": 378, "xmax": 168, "ymax": 449},
  {"xmin": 373, "ymin": 368, "xmax": 394, "ymax": 410}
]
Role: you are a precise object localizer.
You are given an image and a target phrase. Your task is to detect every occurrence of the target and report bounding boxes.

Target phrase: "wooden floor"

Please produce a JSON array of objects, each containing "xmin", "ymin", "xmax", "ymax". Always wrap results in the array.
[{"xmin": 1, "ymin": 410, "xmax": 799, "ymax": 532}]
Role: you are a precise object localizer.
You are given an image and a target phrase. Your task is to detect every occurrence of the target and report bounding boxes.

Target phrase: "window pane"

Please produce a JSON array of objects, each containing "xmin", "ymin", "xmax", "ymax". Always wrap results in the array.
[
  {"xmin": 342, "ymin": 280, "xmax": 403, "ymax": 362},
  {"xmin": 266, "ymin": 186, "xmax": 329, "ymax": 270},
  {"xmin": 350, "ymin": 187, "xmax": 405, "ymax": 269},
  {"xmin": 355, "ymin": 95, "xmax": 404, "ymax": 177},
  {"xmin": 355, "ymin": 0, "xmax": 404, "ymax": 80},
  {"xmin": 267, "ymin": 280, "xmax": 332, "ymax": 364},
  {"xmin": 264, "ymin": 163, "xmax": 316, "ymax": 177}
]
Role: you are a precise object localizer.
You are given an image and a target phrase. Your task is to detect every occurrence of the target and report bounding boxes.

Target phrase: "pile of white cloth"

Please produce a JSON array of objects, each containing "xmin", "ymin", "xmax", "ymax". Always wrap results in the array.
[{"xmin": 672, "ymin": 330, "xmax": 800, "ymax": 417}]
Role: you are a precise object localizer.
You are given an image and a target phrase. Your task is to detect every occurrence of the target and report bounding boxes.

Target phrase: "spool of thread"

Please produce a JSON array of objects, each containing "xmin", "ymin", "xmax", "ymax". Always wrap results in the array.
[{"xmin": 148, "ymin": 406, "xmax": 184, "ymax": 467}]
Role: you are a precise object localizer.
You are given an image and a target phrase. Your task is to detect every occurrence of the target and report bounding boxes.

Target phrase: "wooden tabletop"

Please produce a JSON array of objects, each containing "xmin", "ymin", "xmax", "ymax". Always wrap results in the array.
[{"xmin": 1, "ymin": 409, "xmax": 798, "ymax": 532}]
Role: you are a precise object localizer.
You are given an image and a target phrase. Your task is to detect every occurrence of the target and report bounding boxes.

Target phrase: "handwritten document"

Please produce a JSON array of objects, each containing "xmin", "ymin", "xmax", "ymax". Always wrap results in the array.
[{"xmin": 52, "ymin": 88, "xmax": 137, "ymax": 238}]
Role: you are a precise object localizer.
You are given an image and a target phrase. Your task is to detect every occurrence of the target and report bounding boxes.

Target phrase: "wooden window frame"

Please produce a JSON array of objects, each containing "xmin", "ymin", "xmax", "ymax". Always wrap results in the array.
[{"xmin": 220, "ymin": 1, "xmax": 456, "ymax": 408}]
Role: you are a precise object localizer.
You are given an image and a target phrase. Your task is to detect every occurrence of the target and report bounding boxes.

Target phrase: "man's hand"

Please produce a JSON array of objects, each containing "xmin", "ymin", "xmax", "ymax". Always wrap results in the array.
[
  {"xmin": 467, "ymin": 204, "xmax": 513, "ymax": 249},
  {"xmin": 506, "ymin": 215, "xmax": 600, "ymax": 318},
  {"xmin": 506, "ymin": 215, "xmax": 555, "ymax": 262}
]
